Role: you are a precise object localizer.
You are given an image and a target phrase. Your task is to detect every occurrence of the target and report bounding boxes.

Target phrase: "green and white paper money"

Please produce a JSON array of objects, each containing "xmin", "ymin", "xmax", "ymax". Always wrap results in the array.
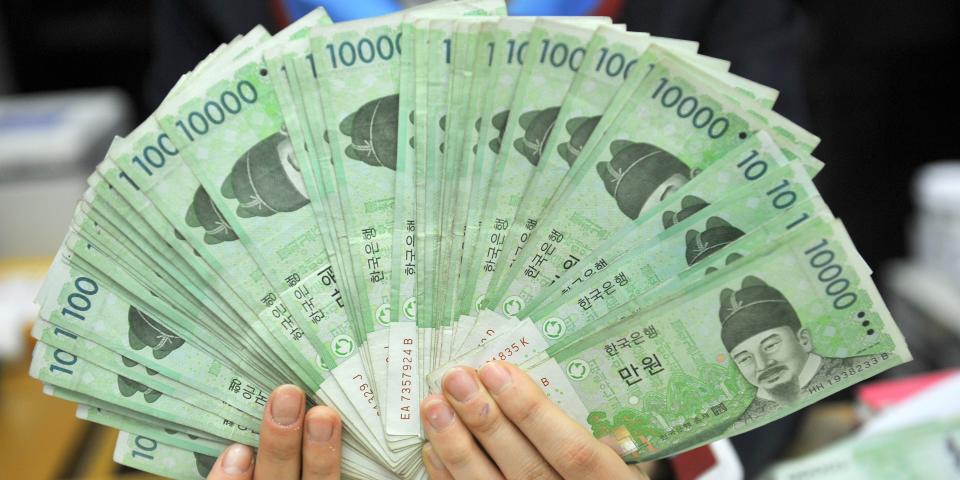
[{"xmin": 29, "ymin": 2, "xmax": 911, "ymax": 478}]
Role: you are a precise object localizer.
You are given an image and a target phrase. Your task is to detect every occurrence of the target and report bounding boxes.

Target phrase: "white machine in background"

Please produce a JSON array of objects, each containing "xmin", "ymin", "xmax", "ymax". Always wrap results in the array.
[
  {"xmin": 0, "ymin": 89, "xmax": 131, "ymax": 258},
  {"xmin": 0, "ymin": 89, "xmax": 130, "ymax": 360},
  {"xmin": 882, "ymin": 161, "xmax": 960, "ymax": 374}
]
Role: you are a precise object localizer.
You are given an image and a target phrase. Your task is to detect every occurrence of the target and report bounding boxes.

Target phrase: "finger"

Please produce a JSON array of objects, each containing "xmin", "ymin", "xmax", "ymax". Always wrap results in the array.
[
  {"xmin": 301, "ymin": 406, "xmax": 342, "ymax": 480},
  {"xmin": 420, "ymin": 394, "xmax": 504, "ymax": 480},
  {"xmin": 442, "ymin": 367, "xmax": 561, "ymax": 480},
  {"xmin": 254, "ymin": 384, "xmax": 305, "ymax": 480},
  {"xmin": 207, "ymin": 444, "xmax": 254, "ymax": 480},
  {"xmin": 478, "ymin": 361, "xmax": 634, "ymax": 479},
  {"xmin": 421, "ymin": 443, "xmax": 453, "ymax": 480}
]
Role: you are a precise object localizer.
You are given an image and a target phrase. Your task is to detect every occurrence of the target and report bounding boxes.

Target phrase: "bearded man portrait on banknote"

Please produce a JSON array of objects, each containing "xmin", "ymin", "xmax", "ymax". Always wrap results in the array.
[{"xmin": 723, "ymin": 276, "xmax": 872, "ymax": 428}]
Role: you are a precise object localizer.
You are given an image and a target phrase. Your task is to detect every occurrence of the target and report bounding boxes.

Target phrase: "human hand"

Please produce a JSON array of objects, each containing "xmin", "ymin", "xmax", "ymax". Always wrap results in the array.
[
  {"xmin": 420, "ymin": 361, "xmax": 647, "ymax": 480},
  {"xmin": 207, "ymin": 384, "xmax": 342, "ymax": 480}
]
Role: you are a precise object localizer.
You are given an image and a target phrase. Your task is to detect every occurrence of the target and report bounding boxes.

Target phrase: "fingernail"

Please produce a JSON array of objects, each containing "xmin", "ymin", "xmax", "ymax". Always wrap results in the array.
[
  {"xmin": 479, "ymin": 362, "xmax": 512, "ymax": 394},
  {"xmin": 306, "ymin": 410, "xmax": 334, "ymax": 442},
  {"xmin": 270, "ymin": 384, "xmax": 302, "ymax": 426},
  {"xmin": 443, "ymin": 367, "xmax": 479, "ymax": 402},
  {"xmin": 221, "ymin": 444, "xmax": 253, "ymax": 475},
  {"xmin": 424, "ymin": 399, "xmax": 454, "ymax": 431},
  {"xmin": 423, "ymin": 443, "xmax": 445, "ymax": 471}
]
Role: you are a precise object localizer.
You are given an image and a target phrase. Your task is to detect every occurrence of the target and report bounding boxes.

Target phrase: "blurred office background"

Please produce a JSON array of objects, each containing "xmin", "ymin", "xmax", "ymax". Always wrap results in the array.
[{"xmin": 0, "ymin": 1, "xmax": 958, "ymax": 479}]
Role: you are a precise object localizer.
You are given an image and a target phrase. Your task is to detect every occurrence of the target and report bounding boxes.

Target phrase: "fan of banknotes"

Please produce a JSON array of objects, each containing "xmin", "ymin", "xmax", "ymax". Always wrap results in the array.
[{"xmin": 28, "ymin": 1, "xmax": 912, "ymax": 478}]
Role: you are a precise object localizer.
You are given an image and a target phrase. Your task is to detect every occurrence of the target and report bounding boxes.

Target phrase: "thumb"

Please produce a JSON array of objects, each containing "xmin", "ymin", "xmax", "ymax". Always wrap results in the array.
[{"xmin": 207, "ymin": 444, "xmax": 254, "ymax": 480}]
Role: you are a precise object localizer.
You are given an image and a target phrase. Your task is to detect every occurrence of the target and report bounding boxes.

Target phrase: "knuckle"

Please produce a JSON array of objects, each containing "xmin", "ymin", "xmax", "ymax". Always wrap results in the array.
[
  {"xmin": 510, "ymin": 395, "xmax": 547, "ymax": 427},
  {"xmin": 435, "ymin": 434, "xmax": 479, "ymax": 470},
  {"xmin": 460, "ymin": 402, "xmax": 503, "ymax": 437},
  {"xmin": 513, "ymin": 461, "xmax": 558, "ymax": 480},
  {"xmin": 264, "ymin": 444, "xmax": 300, "ymax": 464},
  {"xmin": 555, "ymin": 439, "xmax": 599, "ymax": 475},
  {"xmin": 260, "ymin": 437, "xmax": 301, "ymax": 464},
  {"xmin": 305, "ymin": 460, "xmax": 338, "ymax": 479},
  {"xmin": 440, "ymin": 443, "xmax": 474, "ymax": 469}
]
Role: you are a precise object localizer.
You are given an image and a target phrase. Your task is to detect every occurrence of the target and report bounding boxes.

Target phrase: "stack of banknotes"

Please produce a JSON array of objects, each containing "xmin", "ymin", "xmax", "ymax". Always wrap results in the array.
[
  {"xmin": 762, "ymin": 418, "xmax": 960, "ymax": 479},
  {"xmin": 28, "ymin": 1, "xmax": 912, "ymax": 478}
]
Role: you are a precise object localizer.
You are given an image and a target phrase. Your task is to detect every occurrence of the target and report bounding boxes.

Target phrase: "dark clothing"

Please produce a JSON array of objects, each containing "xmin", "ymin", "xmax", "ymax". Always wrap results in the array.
[
  {"xmin": 147, "ymin": 1, "xmax": 809, "ymax": 125},
  {"xmin": 622, "ymin": 0, "xmax": 809, "ymax": 125},
  {"xmin": 145, "ymin": 0, "xmax": 280, "ymax": 110}
]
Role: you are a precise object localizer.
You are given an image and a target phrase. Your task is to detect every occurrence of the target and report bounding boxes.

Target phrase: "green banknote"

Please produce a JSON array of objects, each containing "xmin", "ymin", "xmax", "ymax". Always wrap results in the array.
[
  {"xmin": 104, "ymin": 109, "xmax": 320, "ymax": 390},
  {"xmin": 432, "ymin": 19, "xmax": 498, "ymax": 336},
  {"xmin": 52, "ymin": 230, "xmax": 276, "ymax": 385},
  {"xmin": 431, "ymin": 157, "xmax": 830, "ymax": 378},
  {"xmin": 32, "ymin": 320, "xmax": 260, "ymax": 430},
  {"xmin": 390, "ymin": 8, "xmax": 501, "ymax": 410},
  {"xmin": 74, "ymin": 29, "xmax": 274, "ymax": 354},
  {"xmin": 440, "ymin": 19, "xmax": 617, "ymax": 366},
  {"xmin": 78, "ymin": 404, "xmax": 229, "ymax": 457},
  {"xmin": 415, "ymin": 14, "xmax": 506, "ymax": 372},
  {"xmin": 454, "ymin": 16, "xmax": 612, "ymax": 325},
  {"xmin": 452, "ymin": 25, "xmax": 721, "ymax": 351},
  {"xmin": 311, "ymin": 14, "xmax": 409, "ymax": 382},
  {"xmin": 137, "ymin": 17, "xmax": 420, "ymax": 464},
  {"xmin": 527, "ymin": 197, "xmax": 835, "ymax": 350},
  {"xmin": 265, "ymin": 41, "xmax": 360, "ymax": 357},
  {"xmin": 310, "ymin": 3, "xmax": 505, "ymax": 454},
  {"xmin": 413, "ymin": 15, "xmax": 462, "ymax": 431},
  {"xmin": 442, "ymin": 148, "xmax": 829, "ymax": 364},
  {"xmin": 152, "ymin": 10, "xmax": 336, "ymax": 386},
  {"xmin": 30, "ymin": 341, "xmax": 259, "ymax": 445},
  {"xmin": 425, "ymin": 17, "xmax": 479, "ymax": 369},
  {"xmin": 89, "ymin": 386, "xmax": 408, "ymax": 479},
  {"xmin": 90, "ymin": 157, "xmax": 286, "ymax": 382},
  {"xmin": 388, "ymin": 13, "xmax": 428, "ymax": 440},
  {"xmin": 45, "ymin": 383, "xmax": 229, "ymax": 443},
  {"xmin": 527, "ymin": 135, "xmax": 819, "ymax": 320},
  {"xmin": 456, "ymin": 117, "xmax": 805, "ymax": 353},
  {"xmin": 80, "ymin": 175, "xmax": 239, "ymax": 336},
  {"xmin": 417, "ymin": 19, "xmax": 454, "ymax": 344},
  {"xmin": 389, "ymin": 13, "xmax": 503, "ymax": 438},
  {"xmin": 69, "ymin": 194, "xmax": 276, "ymax": 378},
  {"xmin": 113, "ymin": 431, "xmax": 217, "ymax": 480},
  {"xmin": 761, "ymin": 418, "xmax": 960, "ymax": 479},
  {"xmin": 29, "ymin": 4, "xmax": 916, "ymax": 478},
  {"xmin": 412, "ymin": 14, "xmax": 496, "ymax": 369},
  {"xmin": 266, "ymin": 42, "xmax": 410, "ymax": 458},
  {"xmin": 516, "ymin": 217, "xmax": 908, "ymax": 461},
  {"xmin": 380, "ymin": 8, "xmax": 505, "ymax": 439},
  {"xmin": 471, "ymin": 18, "xmax": 622, "ymax": 311},
  {"xmin": 436, "ymin": 204, "xmax": 835, "ymax": 387},
  {"xmin": 386, "ymin": 2, "xmax": 505, "ymax": 435},
  {"xmin": 451, "ymin": 17, "xmax": 549, "ymax": 320},
  {"xmin": 57, "ymin": 380, "xmax": 405, "ymax": 479},
  {"xmin": 448, "ymin": 17, "xmax": 612, "ymax": 357},
  {"xmin": 485, "ymin": 44, "xmax": 817, "ymax": 318},
  {"xmin": 437, "ymin": 17, "xmax": 506, "ymax": 361},
  {"xmin": 269, "ymin": 37, "xmax": 416, "ymax": 463},
  {"xmin": 112, "ymin": 430, "xmax": 410, "ymax": 480},
  {"xmin": 487, "ymin": 27, "xmax": 729, "ymax": 294},
  {"xmin": 279, "ymin": 38, "xmax": 366, "ymax": 326}
]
